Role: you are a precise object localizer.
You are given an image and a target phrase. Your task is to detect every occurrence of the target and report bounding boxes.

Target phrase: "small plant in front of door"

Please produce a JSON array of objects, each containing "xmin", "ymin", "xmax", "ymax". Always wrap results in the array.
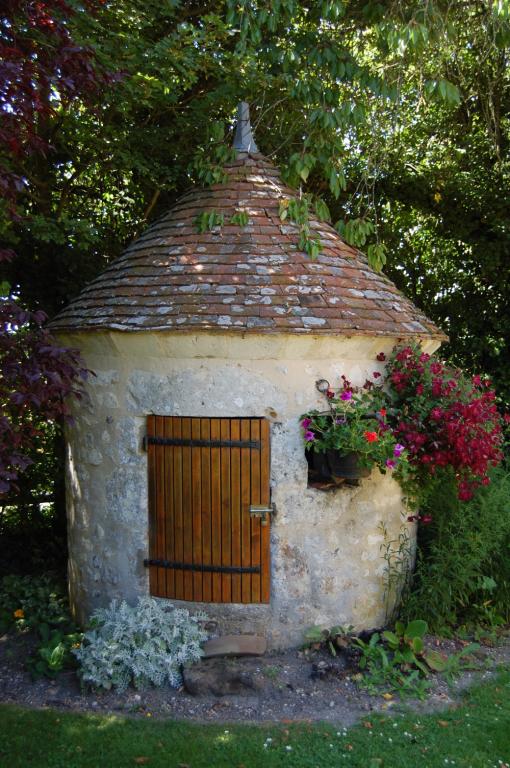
[
  {"xmin": 73, "ymin": 597, "xmax": 209, "ymax": 692},
  {"xmin": 303, "ymin": 623, "xmax": 356, "ymax": 657}
]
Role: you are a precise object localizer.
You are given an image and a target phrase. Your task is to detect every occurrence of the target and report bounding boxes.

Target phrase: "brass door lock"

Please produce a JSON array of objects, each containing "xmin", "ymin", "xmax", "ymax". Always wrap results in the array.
[{"xmin": 249, "ymin": 504, "xmax": 275, "ymax": 526}]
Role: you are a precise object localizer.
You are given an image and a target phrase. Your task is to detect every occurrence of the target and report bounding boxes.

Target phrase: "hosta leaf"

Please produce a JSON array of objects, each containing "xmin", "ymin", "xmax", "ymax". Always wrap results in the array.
[
  {"xmin": 405, "ymin": 620, "xmax": 428, "ymax": 639},
  {"xmin": 411, "ymin": 636, "xmax": 424, "ymax": 654},
  {"xmin": 423, "ymin": 650, "xmax": 447, "ymax": 672},
  {"xmin": 382, "ymin": 630, "xmax": 399, "ymax": 648}
]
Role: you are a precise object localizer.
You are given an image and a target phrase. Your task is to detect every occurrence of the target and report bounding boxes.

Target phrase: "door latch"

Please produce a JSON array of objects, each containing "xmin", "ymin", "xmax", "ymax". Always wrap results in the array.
[{"xmin": 249, "ymin": 504, "xmax": 275, "ymax": 526}]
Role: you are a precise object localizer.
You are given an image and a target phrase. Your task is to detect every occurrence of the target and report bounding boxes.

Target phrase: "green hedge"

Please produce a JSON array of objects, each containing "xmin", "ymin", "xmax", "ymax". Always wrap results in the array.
[{"xmin": 401, "ymin": 465, "xmax": 510, "ymax": 631}]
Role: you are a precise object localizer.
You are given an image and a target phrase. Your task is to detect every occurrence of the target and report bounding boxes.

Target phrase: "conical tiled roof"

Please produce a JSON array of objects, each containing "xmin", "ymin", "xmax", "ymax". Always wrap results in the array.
[{"xmin": 50, "ymin": 153, "xmax": 445, "ymax": 340}]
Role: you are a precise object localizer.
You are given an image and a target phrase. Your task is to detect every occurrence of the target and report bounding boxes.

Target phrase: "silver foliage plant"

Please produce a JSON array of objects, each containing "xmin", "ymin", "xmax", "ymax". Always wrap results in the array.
[{"xmin": 73, "ymin": 597, "xmax": 208, "ymax": 692}]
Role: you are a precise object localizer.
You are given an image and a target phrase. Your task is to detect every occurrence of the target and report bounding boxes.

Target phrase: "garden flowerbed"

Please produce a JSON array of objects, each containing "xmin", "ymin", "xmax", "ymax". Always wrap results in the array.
[{"xmin": 1, "ymin": 628, "xmax": 509, "ymax": 725}]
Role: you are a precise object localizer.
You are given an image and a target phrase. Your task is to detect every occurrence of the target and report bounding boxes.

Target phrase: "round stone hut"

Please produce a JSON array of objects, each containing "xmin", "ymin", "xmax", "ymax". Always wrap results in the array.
[{"xmin": 50, "ymin": 104, "xmax": 445, "ymax": 649}]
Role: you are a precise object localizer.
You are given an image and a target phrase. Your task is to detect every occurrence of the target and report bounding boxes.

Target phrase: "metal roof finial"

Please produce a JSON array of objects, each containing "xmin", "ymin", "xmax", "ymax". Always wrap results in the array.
[{"xmin": 233, "ymin": 101, "xmax": 259, "ymax": 153}]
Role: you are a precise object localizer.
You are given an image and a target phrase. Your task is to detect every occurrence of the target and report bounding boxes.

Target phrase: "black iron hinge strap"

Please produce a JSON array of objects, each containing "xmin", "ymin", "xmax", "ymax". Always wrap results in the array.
[
  {"xmin": 144, "ymin": 559, "xmax": 261, "ymax": 575},
  {"xmin": 145, "ymin": 437, "xmax": 260, "ymax": 449}
]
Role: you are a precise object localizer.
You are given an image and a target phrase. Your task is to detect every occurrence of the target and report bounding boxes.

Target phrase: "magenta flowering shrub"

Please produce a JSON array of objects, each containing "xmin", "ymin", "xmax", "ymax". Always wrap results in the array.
[
  {"xmin": 300, "ymin": 344, "xmax": 506, "ymax": 506},
  {"xmin": 382, "ymin": 344, "xmax": 505, "ymax": 501},
  {"xmin": 0, "ymin": 302, "xmax": 88, "ymax": 494}
]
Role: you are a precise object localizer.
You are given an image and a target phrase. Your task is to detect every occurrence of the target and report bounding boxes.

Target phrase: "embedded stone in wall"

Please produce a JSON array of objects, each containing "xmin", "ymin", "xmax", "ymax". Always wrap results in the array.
[
  {"xmin": 105, "ymin": 465, "xmax": 147, "ymax": 525},
  {"xmin": 86, "ymin": 448, "xmax": 103, "ymax": 466},
  {"xmin": 127, "ymin": 366, "xmax": 287, "ymax": 418},
  {"xmin": 117, "ymin": 417, "xmax": 144, "ymax": 465}
]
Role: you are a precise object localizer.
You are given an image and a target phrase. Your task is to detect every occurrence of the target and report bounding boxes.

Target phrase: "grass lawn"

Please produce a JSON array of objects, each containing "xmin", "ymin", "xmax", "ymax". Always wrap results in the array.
[{"xmin": 1, "ymin": 672, "xmax": 509, "ymax": 768}]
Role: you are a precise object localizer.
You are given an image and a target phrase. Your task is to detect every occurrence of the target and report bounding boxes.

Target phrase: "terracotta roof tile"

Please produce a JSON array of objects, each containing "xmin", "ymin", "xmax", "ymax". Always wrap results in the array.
[{"xmin": 50, "ymin": 153, "xmax": 446, "ymax": 340}]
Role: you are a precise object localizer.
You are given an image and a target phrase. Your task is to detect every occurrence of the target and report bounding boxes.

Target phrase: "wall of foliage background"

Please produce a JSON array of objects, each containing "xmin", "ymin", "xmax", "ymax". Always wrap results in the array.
[{"xmin": 1, "ymin": 2, "xmax": 509, "ymax": 603}]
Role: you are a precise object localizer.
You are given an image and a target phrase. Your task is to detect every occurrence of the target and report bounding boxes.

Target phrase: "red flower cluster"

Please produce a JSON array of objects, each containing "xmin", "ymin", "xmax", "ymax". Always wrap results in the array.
[
  {"xmin": 407, "ymin": 513, "xmax": 433, "ymax": 524},
  {"xmin": 384, "ymin": 345, "xmax": 504, "ymax": 500}
]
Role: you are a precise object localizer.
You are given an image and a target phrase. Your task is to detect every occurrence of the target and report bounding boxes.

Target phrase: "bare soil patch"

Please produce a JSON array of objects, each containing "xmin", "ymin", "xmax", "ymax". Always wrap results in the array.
[{"xmin": 1, "ymin": 630, "xmax": 509, "ymax": 725}]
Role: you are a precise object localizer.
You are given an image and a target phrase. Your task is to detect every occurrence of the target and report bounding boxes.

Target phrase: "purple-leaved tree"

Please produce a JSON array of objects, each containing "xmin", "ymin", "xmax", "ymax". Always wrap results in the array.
[
  {"xmin": 0, "ymin": 1, "xmax": 113, "ymax": 496},
  {"xmin": 0, "ymin": 299, "xmax": 88, "ymax": 494}
]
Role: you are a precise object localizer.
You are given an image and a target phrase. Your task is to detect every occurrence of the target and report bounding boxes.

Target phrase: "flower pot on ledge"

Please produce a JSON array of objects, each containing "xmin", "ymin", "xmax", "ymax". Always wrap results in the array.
[
  {"xmin": 307, "ymin": 447, "xmax": 371, "ymax": 483},
  {"xmin": 326, "ymin": 450, "xmax": 371, "ymax": 480}
]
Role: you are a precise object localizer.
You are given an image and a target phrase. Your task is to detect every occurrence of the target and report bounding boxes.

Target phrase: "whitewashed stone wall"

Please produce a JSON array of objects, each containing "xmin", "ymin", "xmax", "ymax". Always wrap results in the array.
[{"xmin": 60, "ymin": 331, "xmax": 439, "ymax": 649}]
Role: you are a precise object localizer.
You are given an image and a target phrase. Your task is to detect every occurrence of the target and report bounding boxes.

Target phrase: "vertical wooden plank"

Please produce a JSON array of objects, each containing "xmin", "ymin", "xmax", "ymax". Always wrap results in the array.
[
  {"xmin": 230, "ymin": 419, "xmax": 242, "ymax": 603},
  {"xmin": 220, "ymin": 419, "xmax": 232, "ymax": 602},
  {"xmin": 147, "ymin": 415, "xmax": 159, "ymax": 597},
  {"xmin": 260, "ymin": 418, "xmax": 271, "ymax": 603},
  {"xmin": 191, "ymin": 418, "xmax": 203, "ymax": 601},
  {"xmin": 181, "ymin": 417, "xmax": 193, "ymax": 601},
  {"xmin": 201, "ymin": 419, "xmax": 212, "ymax": 602},
  {"xmin": 172, "ymin": 418, "xmax": 184, "ymax": 600},
  {"xmin": 240, "ymin": 420, "xmax": 252, "ymax": 603},
  {"xmin": 154, "ymin": 416, "xmax": 167, "ymax": 596},
  {"xmin": 152, "ymin": 416, "xmax": 166, "ymax": 597},
  {"xmin": 164, "ymin": 417, "xmax": 175, "ymax": 598},
  {"xmin": 249, "ymin": 419, "xmax": 261, "ymax": 603},
  {"xmin": 210, "ymin": 419, "xmax": 222, "ymax": 602}
]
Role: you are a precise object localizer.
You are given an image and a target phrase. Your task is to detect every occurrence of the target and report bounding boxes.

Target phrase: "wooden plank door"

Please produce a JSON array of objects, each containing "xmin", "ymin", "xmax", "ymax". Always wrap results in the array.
[{"xmin": 146, "ymin": 416, "xmax": 271, "ymax": 603}]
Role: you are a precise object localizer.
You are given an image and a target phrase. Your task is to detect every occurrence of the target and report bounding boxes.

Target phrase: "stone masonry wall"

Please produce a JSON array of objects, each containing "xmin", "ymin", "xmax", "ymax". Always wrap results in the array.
[{"xmin": 61, "ymin": 331, "xmax": 439, "ymax": 649}]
